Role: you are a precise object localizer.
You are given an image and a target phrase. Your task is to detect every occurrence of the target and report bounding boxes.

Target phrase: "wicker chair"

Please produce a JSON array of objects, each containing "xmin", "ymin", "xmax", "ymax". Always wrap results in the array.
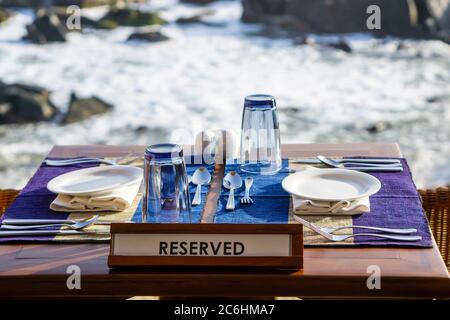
[
  {"xmin": 0, "ymin": 189, "xmax": 19, "ymax": 218},
  {"xmin": 419, "ymin": 187, "xmax": 450, "ymax": 270}
]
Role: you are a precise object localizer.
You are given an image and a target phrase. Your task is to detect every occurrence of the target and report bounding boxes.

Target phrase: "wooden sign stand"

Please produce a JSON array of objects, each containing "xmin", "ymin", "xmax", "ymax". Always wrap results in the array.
[{"xmin": 108, "ymin": 223, "xmax": 303, "ymax": 270}]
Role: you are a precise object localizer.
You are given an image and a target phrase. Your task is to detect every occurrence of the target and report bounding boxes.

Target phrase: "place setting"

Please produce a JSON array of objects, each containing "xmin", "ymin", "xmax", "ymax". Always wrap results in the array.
[
  {"xmin": 0, "ymin": 142, "xmax": 218, "ymax": 240},
  {"xmin": 0, "ymin": 153, "xmax": 147, "ymax": 239}
]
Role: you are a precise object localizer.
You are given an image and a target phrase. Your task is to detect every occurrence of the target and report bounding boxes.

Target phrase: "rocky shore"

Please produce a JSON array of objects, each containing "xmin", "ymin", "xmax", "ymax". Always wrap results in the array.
[
  {"xmin": 1, "ymin": 0, "xmax": 145, "ymax": 8},
  {"xmin": 241, "ymin": 0, "xmax": 450, "ymax": 42},
  {"xmin": 0, "ymin": 82, "xmax": 112, "ymax": 125}
]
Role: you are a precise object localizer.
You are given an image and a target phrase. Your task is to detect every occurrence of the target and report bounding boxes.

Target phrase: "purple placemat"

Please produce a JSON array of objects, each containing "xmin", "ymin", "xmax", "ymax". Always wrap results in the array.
[
  {"xmin": 0, "ymin": 160, "xmax": 98, "ymax": 242},
  {"xmin": 351, "ymin": 159, "xmax": 431, "ymax": 246}
]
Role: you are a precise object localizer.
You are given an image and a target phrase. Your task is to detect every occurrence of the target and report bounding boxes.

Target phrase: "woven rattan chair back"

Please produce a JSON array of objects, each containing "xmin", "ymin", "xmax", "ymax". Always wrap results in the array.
[
  {"xmin": 0, "ymin": 189, "xmax": 20, "ymax": 218},
  {"xmin": 419, "ymin": 187, "xmax": 450, "ymax": 270}
]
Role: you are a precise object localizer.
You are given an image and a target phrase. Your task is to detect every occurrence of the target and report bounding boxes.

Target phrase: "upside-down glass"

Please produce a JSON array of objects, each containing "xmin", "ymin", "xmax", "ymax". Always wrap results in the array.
[
  {"xmin": 240, "ymin": 94, "xmax": 282, "ymax": 174},
  {"xmin": 142, "ymin": 144, "xmax": 191, "ymax": 223}
]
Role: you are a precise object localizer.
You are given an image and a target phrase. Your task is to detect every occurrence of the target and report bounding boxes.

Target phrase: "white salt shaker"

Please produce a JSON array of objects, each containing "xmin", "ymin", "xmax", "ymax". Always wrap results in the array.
[
  {"xmin": 213, "ymin": 129, "xmax": 239, "ymax": 163},
  {"xmin": 194, "ymin": 130, "xmax": 217, "ymax": 164}
]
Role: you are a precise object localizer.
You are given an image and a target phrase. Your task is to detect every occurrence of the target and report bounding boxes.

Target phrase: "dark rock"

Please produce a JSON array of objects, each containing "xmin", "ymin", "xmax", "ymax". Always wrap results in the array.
[
  {"xmin": 280, "ymin": 106, "xmax": 302, "ymax": 116},
  {"xmin": 134, "ymin": 125, "xmax": 148, "ymax": 134},
  {"xmin": 96, "ymin": 8, "xmax": 167, "ymax": 29},
  {"xmin": 366, "ymin": 121, "xmax": 393, "ymax": 134},
  {"xmin": 396, "ymin": 41, "xmax": 410, "ymax": 51},
  {"xmin": 270, "ymin": 15, "xmax": 313, "ymax": 33},
  {"xmin": 95, "ymin": 19, "xmax": 119, "ymax": 29},
  {"xmin": 180, "ymin": 0, "xmax": 217, "ymax": 5},
  {"xmin": 425, "ymin": 0, "xmax": 450, "ymax": 31},
  {"xmin": 175, "ymin": 9, "xmax": 215, "ymax": 25},
  {"xmin": 1, "ymin": 0, "xmax": 122, "ymax": 8},
  {"xmin": 127, "ymin": 30, "xmax": 169, "ymax": 42},
  {"xmin": 242, "ymin": 0, "xmax": 422, "ymax": 36},
  {"xmin": 0, "ymin": 82, "xmax": 58, "ymax": 124},
  {"xmin": 0, "ymin": 8, "xmax": 12, "ymax": 24},
  {"xmin": 62, "ymin": 93, "xmax": 113, "ymax": 124},
  {"xmin": 325, "ymin": 40, "xmax": 352, "ymax": 53},
  {"xmin": 242, "ymin": 0, "xmax": 286, "ymax": 23},
  {"xmin": 286, "ymin": 0, "xmax": 413, "ymax": 35},
  {"xmin": 293, "ymin": 36, "xmax": 315, "ymax": 46},
  {"xmin": 426, "ymin": 95, "xmax": 450, "ymax": 103},
  {"xmin": 24, "ymin": 9, "xmax": 67, "ymax": 44},
  {"xmin": 52, "ymin": 6, "xmax": 98, "ymax": 30},
  {"xmin": 176, "ymin": 15, "xmax": 204, "ymax": 24}
]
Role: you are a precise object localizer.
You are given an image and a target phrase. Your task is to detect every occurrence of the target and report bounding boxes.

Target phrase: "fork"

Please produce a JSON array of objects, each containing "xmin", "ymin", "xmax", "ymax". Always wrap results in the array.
[
  {"xmin": 288, "ymin": 166, "xmax": 403, "ymax": 173},
  {"xmin": 0, "ymin": 215, "xmax": 99, "ymax": 231},
  {"xmin": 240, "ymin": 176, "xmax": 254, "ymax": 204},
  {"xmin": 0, "ymin": 230, "xmax": 110, "ymax": 237},
  {"xmin": 293, "ymin": 215, "xmax": 422, "ymax": 242},
  {"xmin": 44, "ymin": 156, "xmax": 141, "ymax": 166},
  {"xmin": 321, "ymin": 225, "xmax": 417, "ymax": 235},
  {"xmin": 1, "ymin": 218, "xmax": 117, "ymax": 225}
]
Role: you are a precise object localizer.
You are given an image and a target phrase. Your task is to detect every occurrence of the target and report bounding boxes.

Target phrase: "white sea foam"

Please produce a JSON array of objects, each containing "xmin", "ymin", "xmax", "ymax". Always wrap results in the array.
[{"xmin": 0, "ymin": 0, "xmax": 449, "ymax": 189}]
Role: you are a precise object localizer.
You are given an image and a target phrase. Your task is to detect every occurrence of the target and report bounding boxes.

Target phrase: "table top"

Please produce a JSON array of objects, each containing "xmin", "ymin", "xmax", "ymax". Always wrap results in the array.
[{"xmin": 0, "ymin": 143, "xmax": 449, "ymax": 299}]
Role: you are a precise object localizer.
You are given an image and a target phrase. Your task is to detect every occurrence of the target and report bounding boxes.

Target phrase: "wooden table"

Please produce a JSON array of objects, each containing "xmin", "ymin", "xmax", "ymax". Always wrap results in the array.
[{"xmin": 0, "ymin": 143, "xmax": 449, "ymax": 299}]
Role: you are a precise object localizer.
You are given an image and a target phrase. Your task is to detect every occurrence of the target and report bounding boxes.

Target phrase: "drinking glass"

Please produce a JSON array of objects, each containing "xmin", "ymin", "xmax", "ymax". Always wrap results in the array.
[
  {"xmin": 240, "ymin": 94, "xmax": 281, "ymax": 174},
  {"xmin": 142, "ymin": 143, "xmax": 191, "ymax": 223}
]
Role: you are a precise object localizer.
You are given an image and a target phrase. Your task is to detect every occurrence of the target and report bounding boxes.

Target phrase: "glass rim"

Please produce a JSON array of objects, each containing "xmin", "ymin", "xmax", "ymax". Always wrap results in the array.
[
  {"xmin": 244, "ymin": 94, "xmax": 276, "ymax": 108},
  {"xmin": 145, "ymin": 143, "xmax": 183, "ymax": 160}
]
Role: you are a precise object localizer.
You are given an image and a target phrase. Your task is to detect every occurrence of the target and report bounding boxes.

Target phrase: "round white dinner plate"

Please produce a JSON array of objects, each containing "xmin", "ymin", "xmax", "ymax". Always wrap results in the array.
[
  {"xmin": 281, "ymin": 169, "xmax": 381, "ymax": 201},
  {"xmin": 47, "ymin": 166, "xmax": 143, "ymax": 196}
]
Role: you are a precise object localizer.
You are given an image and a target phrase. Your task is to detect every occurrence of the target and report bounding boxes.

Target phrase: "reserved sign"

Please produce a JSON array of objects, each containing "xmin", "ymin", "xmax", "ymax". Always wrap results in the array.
[{"xmin": 108, "ymin": 224, "xmax": 303, "ymax": 269}]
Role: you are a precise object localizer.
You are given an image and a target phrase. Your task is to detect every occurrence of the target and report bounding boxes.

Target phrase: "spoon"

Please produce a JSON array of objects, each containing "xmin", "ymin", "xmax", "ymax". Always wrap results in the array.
[
  {"xmin": 191, "ymin": 167, "xmax": 211, "ymax": 206},
  {"xmin": 317, "ymin": 155, "xmax": 402, "ymax": 168},
  {"xmin": 223, "ymin": 171, "xmax": 243, "ymax": 210}
]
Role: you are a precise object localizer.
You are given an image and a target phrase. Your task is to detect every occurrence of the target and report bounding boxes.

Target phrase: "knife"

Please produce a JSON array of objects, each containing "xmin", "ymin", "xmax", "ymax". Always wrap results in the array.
[
  {"xmin": 291, "ymin": 158, "xmax": 401, "ymax": 165},
  {"xmin": 288, "ymin": 166, "xmax": 403, "ymax": 173},
  {"xmin": 1, "ymin": 218, "xmax": 128, "ymax": 225},
  {"xmin": 341, "ymin": 166, "xmax": 403, "ymax": 172},
  {"xmin": 0, "ymin": 230, "xmax": 110, "ymax": 237}
]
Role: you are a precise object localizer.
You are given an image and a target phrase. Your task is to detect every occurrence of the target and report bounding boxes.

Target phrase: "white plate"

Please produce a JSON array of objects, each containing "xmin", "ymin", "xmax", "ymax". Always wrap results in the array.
[
  {"xmin": 281, "ymin": 169, "xmax": 381, "ymax": 201},
  {"xmin": 47, "ymin": 166, "xmax": 143, "ymax": 196}
]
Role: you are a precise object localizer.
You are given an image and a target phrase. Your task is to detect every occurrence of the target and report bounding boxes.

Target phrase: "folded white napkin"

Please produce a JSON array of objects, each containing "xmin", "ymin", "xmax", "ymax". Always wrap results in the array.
[
  {"xmin": 50, "ymin": 180, "xmax": 141, "ymax": 212},
  {"xmin": 293, "ymin": 196, "xmax": 370, "ymax": 216}
]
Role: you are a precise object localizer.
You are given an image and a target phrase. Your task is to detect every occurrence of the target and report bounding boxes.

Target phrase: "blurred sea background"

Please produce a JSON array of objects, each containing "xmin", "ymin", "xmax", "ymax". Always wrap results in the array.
[{"xmin": 0, "ymin": 0, "xmax": 449, "ymax": 189}]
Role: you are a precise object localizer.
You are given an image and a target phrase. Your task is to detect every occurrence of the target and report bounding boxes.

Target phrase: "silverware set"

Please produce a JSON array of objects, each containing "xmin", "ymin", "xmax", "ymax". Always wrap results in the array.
[
  {"xmin": 223, "ymin": 172, "xmax": 256, "ymax": 210},
  {"xmin": 1, "ymin": 215, "xmax": 99, "ymax": 231},
  {"xmin": 0, "ymin": 215, "xmax": 111, "ymax": 237},
  {"xmin": 44, "ymin": 156, "xmax": 142, "ymax": 166},
  {"xmin": 189, "ymin": 168, "xmax": 255, "ymax": 210},
  {"xmin": 292, "ymin": 155, "xmax": 403, "ymax": 172},
  {"xmin": 0, "ymin": 229, "xmax": 110, "ymax": 237},
  {"xmin": 293, "ymin": 216, "xmax": 421, "ymax": 242},
  {"xmin": 45, "ymin": 155, "xmax": 403, "ymax": 172}
]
